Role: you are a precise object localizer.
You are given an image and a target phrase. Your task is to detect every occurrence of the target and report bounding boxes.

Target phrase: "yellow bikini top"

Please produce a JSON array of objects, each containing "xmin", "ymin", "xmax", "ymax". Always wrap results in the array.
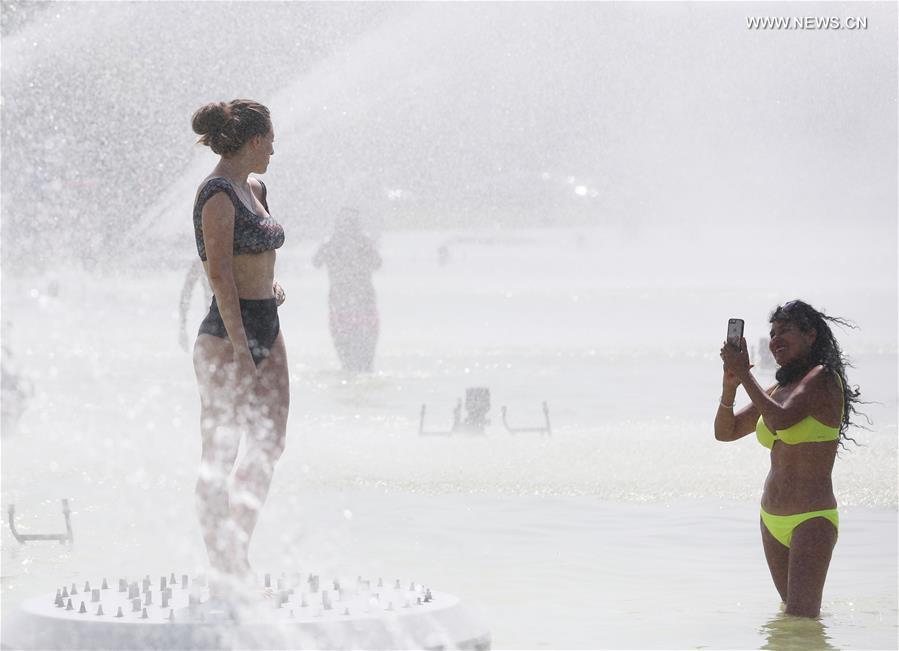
[{"xmin": 756, "ymin": 384, "xmax": 842, "ymax": 449}]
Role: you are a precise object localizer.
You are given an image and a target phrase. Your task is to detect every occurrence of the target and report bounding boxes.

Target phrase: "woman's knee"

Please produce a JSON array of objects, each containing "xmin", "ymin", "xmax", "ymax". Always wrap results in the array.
[
  {"xmin": 248, "ymin": 406, "xmax": 287, "ymax": 456},
  {"xmin": 200, "ymin": 436, "xmax": 239, "ymax": 462},
  {"xmin": 197, "ymin": 446, "xmax": 239, "ymax": 485},
  {"xmin": 256, "ymin": 433, "xmax": 286, "ymax": 463},
  {"xmin": 271, "ymin": 434, "xmax": 287, "ymax": 460},
  {"xmin": 195, "ymin": 475, "xmax": 229, "ymax": 519}
]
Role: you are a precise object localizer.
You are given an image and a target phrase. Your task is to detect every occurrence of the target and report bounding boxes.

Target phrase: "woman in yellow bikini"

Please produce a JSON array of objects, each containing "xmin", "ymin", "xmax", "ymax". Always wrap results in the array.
[{"xmin": 715, "ymin": 300, "xmax": 861, "ymax": 617}]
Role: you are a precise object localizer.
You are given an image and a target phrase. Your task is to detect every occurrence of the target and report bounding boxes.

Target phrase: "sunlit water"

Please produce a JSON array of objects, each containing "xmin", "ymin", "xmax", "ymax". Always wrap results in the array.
[{"xmin": 2, "ymin": 229, "xmax": 896, "ymax": 649}]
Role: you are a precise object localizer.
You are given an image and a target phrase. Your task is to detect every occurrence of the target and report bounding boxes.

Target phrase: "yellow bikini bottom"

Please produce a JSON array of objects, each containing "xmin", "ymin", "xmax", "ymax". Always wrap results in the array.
[{"xmin": 760, "ymin": 507, "xmax": 839, "ymax": 549}]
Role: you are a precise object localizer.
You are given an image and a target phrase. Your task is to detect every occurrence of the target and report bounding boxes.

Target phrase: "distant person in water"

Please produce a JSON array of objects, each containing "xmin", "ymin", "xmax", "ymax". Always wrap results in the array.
[
  {"xmin": 313, "ymin": 208, "xmax": 381, "ymax": 372},
  {"xmin": 715, "ymin": 300, "xmax": 862, "ymax": 617},
  {"xmin": 190, "ymin": 99, "xmax": 288, "ymax": 593}
]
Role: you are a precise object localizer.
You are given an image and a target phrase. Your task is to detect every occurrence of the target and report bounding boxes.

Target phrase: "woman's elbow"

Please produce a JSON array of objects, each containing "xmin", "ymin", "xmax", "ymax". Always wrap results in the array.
[
  {"xmin": 205, "ymin": 262, "xmax": 233, "ymax": 285},
  {"xmin": 714, "ymin": 426, "xmax": 734, "ymax": 442}
]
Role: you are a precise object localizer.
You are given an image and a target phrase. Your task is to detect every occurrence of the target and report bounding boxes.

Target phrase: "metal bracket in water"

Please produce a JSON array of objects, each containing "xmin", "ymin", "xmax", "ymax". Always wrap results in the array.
[
  {"xmin": 419, "ymin": 389, "xmax": 551, "ymax": 436},
  {"xmin": 501, "ymin": 402, "xmax": 552, "ymax": 436},
  {"xmin": 420, "ymin": 388, "xmax": 491, "ymax": 436},
  {"xmin": 8, "ymin": 499, "xmax": 73, "ymax": 545},
  {"xmin": 419, "ymin": 398, "xmax": 463, "ymax": 436}
]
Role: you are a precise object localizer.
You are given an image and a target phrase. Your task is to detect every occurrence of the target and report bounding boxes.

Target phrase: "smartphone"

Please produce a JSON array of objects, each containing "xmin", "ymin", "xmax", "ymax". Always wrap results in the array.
[{"xmin": 727, "ymin": 318, "xmax": 745, "ymax": 351}]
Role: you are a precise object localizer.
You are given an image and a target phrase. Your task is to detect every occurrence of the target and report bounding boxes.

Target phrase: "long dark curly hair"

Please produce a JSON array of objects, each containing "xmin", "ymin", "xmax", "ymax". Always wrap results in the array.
[{"xmin": 769, "ymin": 299, "xmax": 864, "ymax": 445}]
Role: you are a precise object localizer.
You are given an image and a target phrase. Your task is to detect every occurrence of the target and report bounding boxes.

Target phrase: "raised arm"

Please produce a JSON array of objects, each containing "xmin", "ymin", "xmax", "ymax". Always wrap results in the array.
[
  {"xmin": 714, "ymin": 352, "xmax": 763, "ymax": 442},
  {"xmin": 723, "ymin": 336, "xmax": 828, "ymax": 430},
  {"xmin": 202, "ymin": 193, "xmax": 255, "ymax": 375},
  {"xmin": 740, "ymin": 363, "xmax": 831, "ymax": 430}
]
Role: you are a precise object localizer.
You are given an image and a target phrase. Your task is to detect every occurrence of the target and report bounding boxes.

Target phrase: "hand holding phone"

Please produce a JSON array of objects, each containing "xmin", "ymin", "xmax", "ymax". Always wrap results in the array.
[{"xmin": 726, "ymin": 318, "xmax": 744, "ymax": 351}]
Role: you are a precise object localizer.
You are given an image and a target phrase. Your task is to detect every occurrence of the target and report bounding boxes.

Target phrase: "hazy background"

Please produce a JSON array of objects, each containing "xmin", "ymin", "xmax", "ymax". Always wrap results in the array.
[{"xmin": 1, "ymin": 1, "xmax": 895, "ymax": 271}]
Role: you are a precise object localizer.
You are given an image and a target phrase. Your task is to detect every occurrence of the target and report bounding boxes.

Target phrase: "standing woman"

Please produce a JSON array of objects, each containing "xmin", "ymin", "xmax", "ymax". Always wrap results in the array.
[
  {"xmin": 715, "ymin": 300, "xmax": 861, "ymax": 617},
  {"xmin": 190, "ymin": 100, "xmax": 288, "ymax": 585}
]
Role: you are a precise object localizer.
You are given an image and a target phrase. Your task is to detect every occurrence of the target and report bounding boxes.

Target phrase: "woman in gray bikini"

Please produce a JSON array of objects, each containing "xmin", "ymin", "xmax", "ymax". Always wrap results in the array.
[{"xmin": 190, "ymin": 99, "xmax": 288, "ymax": 592}]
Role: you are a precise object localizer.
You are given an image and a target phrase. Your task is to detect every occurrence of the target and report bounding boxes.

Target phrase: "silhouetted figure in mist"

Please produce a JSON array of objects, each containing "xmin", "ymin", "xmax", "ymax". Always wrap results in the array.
[
  {"xmin": 437, "ymin": 244, "xmax": 450, "ymax": 266},
  {"xmin": 313, "ymin": 208, "xmax": 381, "ymax": 372},
  {"xmin": 178, "ymin": 260, "xmax": 213, "ymax": 351},
  {"xmin": 1, "ymin": 330, "xmax": 33, "ymax": 438}
]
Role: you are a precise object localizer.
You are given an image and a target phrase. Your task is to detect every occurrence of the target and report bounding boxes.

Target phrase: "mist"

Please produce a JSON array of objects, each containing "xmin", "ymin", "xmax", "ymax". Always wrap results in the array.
[{"xmin": 2, "ymin": 1, "xmax": 894, "ymax": 273}]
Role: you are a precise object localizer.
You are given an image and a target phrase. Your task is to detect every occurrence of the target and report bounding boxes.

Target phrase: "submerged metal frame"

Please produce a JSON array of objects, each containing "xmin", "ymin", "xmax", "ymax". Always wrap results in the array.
[
  {"xmin": 501, "ymin": 402, "xmax": 552, "ymax": 436},
  {"xmin": 419, "ymin": 397, "xmax": 552, "ymax": 437},
  {"xmin": 8, "ymin": 499, "xmax": 73, "ymax": 545}
]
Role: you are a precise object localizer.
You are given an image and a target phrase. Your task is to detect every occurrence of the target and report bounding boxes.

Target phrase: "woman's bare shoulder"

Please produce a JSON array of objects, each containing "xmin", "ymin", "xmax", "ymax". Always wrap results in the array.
[
  {"xmin": 248, "ymin": 176, "xmax": 267, "ymax": 197},
  {"xmin": 799, "ymin": 365, "xmax": 843, "ymax": 409},
  {"xmin": 195, "ymin": 175, "xmax": 230, "ymax": 201}
]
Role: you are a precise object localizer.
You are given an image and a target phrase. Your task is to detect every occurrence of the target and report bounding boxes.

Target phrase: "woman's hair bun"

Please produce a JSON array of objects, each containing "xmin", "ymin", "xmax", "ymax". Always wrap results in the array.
[
  {"xmin": 191, "ymin": 100, "xmax": 271, "ymax": 157},
  {"xmin": 191, "ymin": 102, "xmax": 230, "ymax": 137}
]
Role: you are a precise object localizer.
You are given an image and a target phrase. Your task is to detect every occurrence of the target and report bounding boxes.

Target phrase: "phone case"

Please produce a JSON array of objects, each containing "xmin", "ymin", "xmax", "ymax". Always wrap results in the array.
[{"xmin": 727, "ymin": 318, "xmax": 744, "ymax": 346}]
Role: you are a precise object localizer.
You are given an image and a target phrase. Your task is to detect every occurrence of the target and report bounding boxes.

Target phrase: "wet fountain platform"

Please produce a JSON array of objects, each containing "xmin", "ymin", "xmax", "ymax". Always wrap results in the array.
[{"xmin": 2, "ymin": 572, "xmax": 490, "ymax": 650}]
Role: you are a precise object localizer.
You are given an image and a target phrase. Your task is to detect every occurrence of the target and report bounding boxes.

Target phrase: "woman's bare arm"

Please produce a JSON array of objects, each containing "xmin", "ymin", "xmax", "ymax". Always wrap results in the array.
[
  {"xmin": 202, "ymin": 192, "xmax": 253, "ymax": 366},
  {"xmin": 739, "ymin": 366, "xmax": 830, "ymax": 430},
  {"xmin": 715, "ymin": 391, "xmax": 763, "ymax": 442}
]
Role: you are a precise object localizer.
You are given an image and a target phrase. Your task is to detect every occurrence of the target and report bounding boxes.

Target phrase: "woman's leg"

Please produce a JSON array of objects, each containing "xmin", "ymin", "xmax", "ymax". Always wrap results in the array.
[
  {"xmin": 230, "ymin": 332, "xmax": 289, "ymax": 570},
  {"xmin": 760, "ymin": 517, "xmax": 790, "ymax": 604},
  {"xmin": 193, "ymin": 335, "xmax": 243, "ymax": 574},
  {"xmin": 785, "ymin": 518, "xmax": 837, "ymax": 617},
  {"xmin": 329, "ymin": 301, "xmax": 354, "ymax": 371},
  {"xmin": 358, "ymin": 296, "xmax": 380, "ymax": 373}
]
